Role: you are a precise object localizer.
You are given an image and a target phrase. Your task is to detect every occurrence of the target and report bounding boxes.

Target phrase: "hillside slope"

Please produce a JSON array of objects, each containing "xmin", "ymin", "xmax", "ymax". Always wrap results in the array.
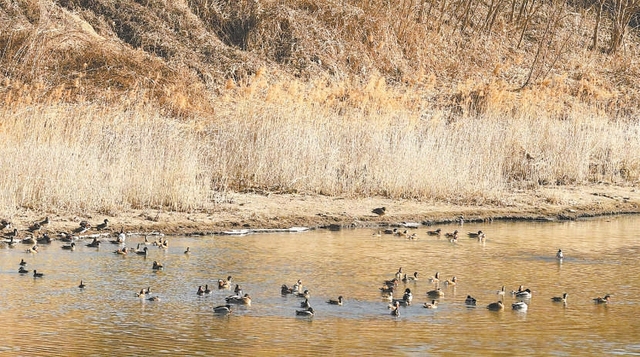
[{"xmin": 1, "ymin": 0, "xmax": 639, "ymax": 118}]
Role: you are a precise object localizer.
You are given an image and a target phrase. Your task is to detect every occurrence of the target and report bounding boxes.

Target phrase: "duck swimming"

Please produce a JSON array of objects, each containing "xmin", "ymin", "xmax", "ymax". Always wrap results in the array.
[
  {"xmin": 487, "ymin": 301, "xmax": 504, "ymax": 311},
  {"xmin": 423, "ymin": 300, "xmax": 438, "ymax": 309},
  {"xmin": 593, "ymin": 294, "xmax": 611, "ymax": 304},
  {"xmin": 300, "ymin": 298, "xmax": 311, "ymax": 308},
  {"xmin": 465, "ymin": 295, "xmax": 477, "ymax": 306},
  {"xmin": 79, "ymin": 280, "xmax": 86, "ymax": 289},
  {"xmin": 556, "ymin": 249, "xmax": 564, "ymax": 259},
  {"xmin": 515, "ymin": 289, "xmax": 532, "ymax": 299},
  {"xmin": 512, "ymin": 301, "xmax": 528, "ymax": 311},
  {"xmin": 327, "ymin": 296, "xmax": 344, "ymax": 306},
  {"xmin": 426, "ymin": 288, "xmax": 444, "ymax": 298},
  {"xmin": 426, "ymin": 228, "xmax": 441, "ymax": 236},
  {"xmin": 296, "ymin": 307, "xmax": 314, "ymax": 317},
  {"xmin": 152, "ymin": 261, "xmax": 164, "ymax": 270},
  {"xmin": 214, "ymin": 304, "xmax": 233, "ymax": 314},
  {"xmin": 443, "ymin": 276, "xmax": 457, "ymax": 287},
  {"xmin": 296, "ymin": 289, "xmax": 310, "ymax": 299},
  {"xmin": 551, "ymin": 293, "xmax": 568, "ymax": 303},
  {"xmin": 403, "ymin": 272, "xmax": 419, "ymax": 283},
  {"xmin": 18, "ymin": 266, "xmax": 29, "ymax": 274},
  {"xmin": 218, "ymin": 276, "xmax": 232, "ymax": 289},
  {"xmin": 389, "ymin": 301, "xmax": 401, "ymax": 316},
  {"xmin": 33, "ymin": 270, "xmax": 44, "ymax": 278},
  {"xmin": 61, "ymin": 242, "xmax": 76, "ymax": 251},
  {"xmin": 225, "ymin": 293, "xmax": 252, "ymax": 305}
]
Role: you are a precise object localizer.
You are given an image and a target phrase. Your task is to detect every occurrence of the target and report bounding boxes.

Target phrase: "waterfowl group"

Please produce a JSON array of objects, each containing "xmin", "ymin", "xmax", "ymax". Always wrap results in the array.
[{"xmin": 2, "ymin": 220, "xmax": 617, "ymax": 322}]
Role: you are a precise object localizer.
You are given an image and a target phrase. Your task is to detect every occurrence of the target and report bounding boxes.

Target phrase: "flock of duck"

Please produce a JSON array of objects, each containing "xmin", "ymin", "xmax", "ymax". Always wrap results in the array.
[{"xmin": 2, "ymin": 215, "xmax": 614, "ymax": 318}]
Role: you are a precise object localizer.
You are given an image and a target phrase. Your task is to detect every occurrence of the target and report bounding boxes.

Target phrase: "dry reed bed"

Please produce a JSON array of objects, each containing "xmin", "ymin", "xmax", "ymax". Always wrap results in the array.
[{"xmin": 1, "ymin": 80, "xmax": 639, "ymax": 216}]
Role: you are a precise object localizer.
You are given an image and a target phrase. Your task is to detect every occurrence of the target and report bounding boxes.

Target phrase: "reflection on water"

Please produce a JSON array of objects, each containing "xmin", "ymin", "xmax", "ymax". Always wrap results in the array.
[{"xmin": 1, "ymin": 216, "xmax": 640, "ymax": 355}]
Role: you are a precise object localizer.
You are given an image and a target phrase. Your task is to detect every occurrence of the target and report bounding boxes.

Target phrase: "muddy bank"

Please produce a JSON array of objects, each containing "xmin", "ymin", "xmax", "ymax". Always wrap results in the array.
[{"xmin": 3, "ymin": 184, "xmax": 639, "ymax": 237}]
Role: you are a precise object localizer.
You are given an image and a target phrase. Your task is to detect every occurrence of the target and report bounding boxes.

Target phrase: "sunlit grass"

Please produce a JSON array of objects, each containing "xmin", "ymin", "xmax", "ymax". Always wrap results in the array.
[{"xmin": 1, "ymin": 75, "xmax": 639, "ymax": 216}]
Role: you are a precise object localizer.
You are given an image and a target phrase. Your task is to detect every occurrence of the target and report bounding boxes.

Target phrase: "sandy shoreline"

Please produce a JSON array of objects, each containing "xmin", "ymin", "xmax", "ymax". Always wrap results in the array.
[{"xmin": 2, "ymin": 184, "xmax": 639, "ymax": 238}]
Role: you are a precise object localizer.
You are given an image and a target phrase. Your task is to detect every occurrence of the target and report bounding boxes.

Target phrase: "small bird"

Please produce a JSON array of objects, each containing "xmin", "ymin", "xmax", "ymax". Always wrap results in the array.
[
  {"xmin": 61, "ymin": 242, "xmax": 76, "ymax": 251},
  {"xmin": 465, "ymin": 295, "xmax": 477, "ymax": 306},
  {"xmin": 300, "ymin": 298, "xmax": 311, "ymax": 308},
  {"xmin": 395, "ymin": 267, "xmax": 404, "ymax": 280},
  {"xmin": 136, "ymin": 288, "xmax": 149, "ymax": 297},
  {"xmin": 218, "ymin": 276, "xmax": 232, "ymax": 289},
  {"xmin": 389, "ymin": 301, "xmax": 400, "ymax": 316},
  {"xmin": 296, "ymin": 307, "xmax": 315, "ymax": 317},
  {"xmin": 27, "ymin": 222, "xmax": 41, "ymax": 233},
  {"xmin": 426, "ymin": 288, "xmax": 444, "ymax": 298},
  {"xmin": 409, "ymin": 271, "xmax": 419, "ymax": 281},
  {"xmin": 18, "ymin": 266, "xmax": 29, "ymax": 274},
  {"xmin": 147, "ymin": 296, "xmax": 161, "ymax": 301},
  {"xmin": 443, "ymin": 276, "xmax": 457, "ymax": 287},
  {"xmin": 19, "ymin": 259, "xmax": 27, "ymax": 266},
  {"xmin": 96, "ymin": 219, "xmax": 109, "ymax": 230},
  {"xmin": 497, "ymin": 286, "xmax": 506, "ymax": 296},
  {"xmin": 225, "ymin": 293, "xmax": 252, "ymax": 305},
  {"xmin": 593, "ymin": 294, "xmax": 611, "ymax": 304},
  {"xmin": 152, "ymin": 261, "xmax": 164, "ymax": 270},
  {"xmin": 39, "ymin": 217, "xmax": 50, "ymax": 226},
  {"xmin": 487, "ymin": 301, "xmax": 504, "ymax": 311},
  {"xmin": 33, "ymin": 270, "xmax": 44, "ymax": 278},
  {"xmin": 428, "ymin": 272, "xmax": 440, "ymax": 284},
  {"xmin": 233, "ymin": 284, "xmax": 243, "ymax": 296},
  {"xmin": 79, "ymin": 280, "xmax": 86, "ymax": 289},
  {"xmin": 551, "ymin": 293, "xmax": 568, "ymax": 303},
  {"xmin": 296, "ymin": 289, "xmax": 311, "ymax": 299},
  {"xmin": 556, "ymin": 249, "xmax": 564, "ymax": 260},
  {"xmin": 327, "ymin": 296, "xmax": 344, "ymax": 306},
  {"xmin": 0, "ymin": 219, "xmax": 11, "ymax": 230},
  {"xmin": 204, "ymin": 285, "xmax": 212, "ymax": 294},
  {"xmin": 426, "ymin": 228, "xmax": 441, "ymax": 236},
  {"xmin": 214, "ymin": 304, "xmax": 233, "ymax": 314},
  {"xmin": 184, "ymin": 247, "xmax": 191, "ymax": 254},
  {"xmin": 512, "ymin": 301, "xmax": 528, "ymax": 311},
  {"xmin": 196, "ymin": 286, "xmax": 205, "ymax": 296},
  {"xmin": 423, "ymin": 300, "xmax": 438, "ymax": 309},
  {"xmin": 372, "ymin": 207, "xmax": 386, "ymax": 216},
  {"xmin": 445, "ymin": 230, "xmax": 459, "ymax": 242},
  {"xmin": 136, "ymin": 246, "xmax": 148, "ymax": 256},
  {"xmin": 515, "ymin": 289, "xmax": 532, "ymax": 299},
  {"xmin": 467, "ymin": 230, "xmax": 484, "ymax": 238},
  {"xmin": 86, "ymin": 238, "xmax": 100, "ymax": 247},
  {"xmin": 116, "ymin": 228, "xmax": 126, "ymax": 243}
]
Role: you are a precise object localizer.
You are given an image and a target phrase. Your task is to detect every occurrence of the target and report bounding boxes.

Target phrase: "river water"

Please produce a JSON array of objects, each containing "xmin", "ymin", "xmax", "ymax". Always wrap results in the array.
[{"xmin": 1, "ymin": 216, "xmax": 639, "ymax": 356}]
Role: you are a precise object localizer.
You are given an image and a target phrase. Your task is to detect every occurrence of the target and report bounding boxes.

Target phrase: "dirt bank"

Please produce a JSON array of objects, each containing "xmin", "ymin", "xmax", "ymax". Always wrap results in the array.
[{"xmin": 3, "ymin": 184, "xmax": 639, "ymax": 238}]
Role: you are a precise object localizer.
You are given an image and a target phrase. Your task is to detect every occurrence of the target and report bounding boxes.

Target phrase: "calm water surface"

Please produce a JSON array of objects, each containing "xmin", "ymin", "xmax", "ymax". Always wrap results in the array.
[{"xmin": 1, "ymin": 216, "xmax": 640, "ymax": 356}]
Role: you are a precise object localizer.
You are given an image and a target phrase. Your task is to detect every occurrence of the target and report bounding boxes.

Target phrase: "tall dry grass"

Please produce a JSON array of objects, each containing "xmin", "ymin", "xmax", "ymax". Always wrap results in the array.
[{"xmin": 1, "ymin": 72, "xmax": 639, "ymax": 216}]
